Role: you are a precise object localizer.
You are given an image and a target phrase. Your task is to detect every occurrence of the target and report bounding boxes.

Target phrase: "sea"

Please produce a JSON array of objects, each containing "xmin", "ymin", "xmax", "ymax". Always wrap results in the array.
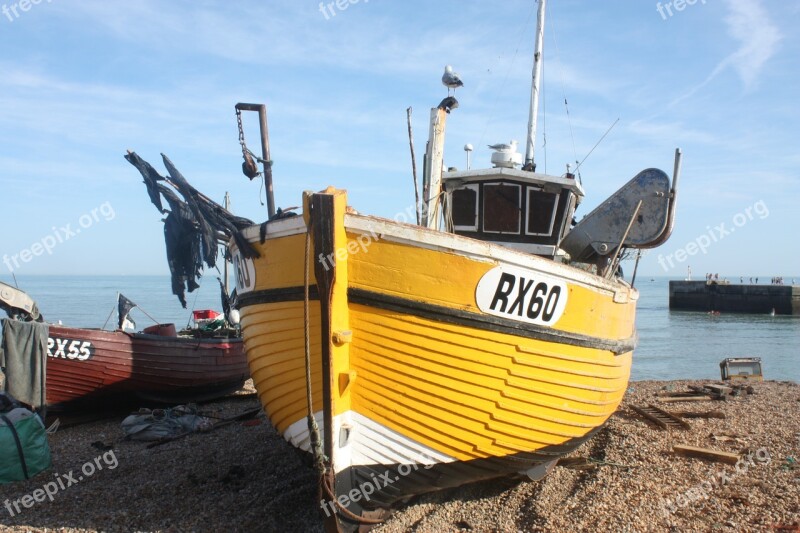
[{"xmin": 4, "ymin": 275, "xmax": 799, "ymax": 383}]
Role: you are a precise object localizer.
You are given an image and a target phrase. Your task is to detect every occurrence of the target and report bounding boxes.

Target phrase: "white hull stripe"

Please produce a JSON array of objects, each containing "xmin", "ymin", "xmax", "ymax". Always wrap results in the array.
[{"xmin": 283, "ymin": 410, "xmax": 456, "ymax": 474}]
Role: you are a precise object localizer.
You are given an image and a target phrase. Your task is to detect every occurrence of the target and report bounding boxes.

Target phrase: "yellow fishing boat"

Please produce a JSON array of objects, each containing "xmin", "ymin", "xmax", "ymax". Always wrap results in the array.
[{"xmin": 226, "ymin": 2, "xmax": 681, "ymax": 529}]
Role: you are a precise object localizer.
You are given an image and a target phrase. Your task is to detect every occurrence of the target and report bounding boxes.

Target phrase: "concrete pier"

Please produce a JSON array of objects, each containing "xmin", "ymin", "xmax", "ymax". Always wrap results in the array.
[{"xmin": 669, "ymin": 281, "xmax": 800, "ymax": 315}]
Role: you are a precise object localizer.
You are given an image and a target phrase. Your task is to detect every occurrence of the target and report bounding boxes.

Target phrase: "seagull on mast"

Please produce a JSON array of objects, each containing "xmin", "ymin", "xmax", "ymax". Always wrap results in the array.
[{"xmin": 442, "ymin": 65, "xmax": 464, "ymax": 95}]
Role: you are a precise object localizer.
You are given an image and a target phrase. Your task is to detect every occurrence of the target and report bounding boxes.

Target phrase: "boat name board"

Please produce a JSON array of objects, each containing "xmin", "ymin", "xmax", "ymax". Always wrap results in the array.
[
  {"xmin": 47, "ymin": 336, "xmax": 95, "ymax": 361},
  {"xmin": 476, "ymin": 266, "xmax": 568, "ymax": 327},
  {"xmin": 233, "ymin": 251, "xmax": 256, "ymax": 294}
]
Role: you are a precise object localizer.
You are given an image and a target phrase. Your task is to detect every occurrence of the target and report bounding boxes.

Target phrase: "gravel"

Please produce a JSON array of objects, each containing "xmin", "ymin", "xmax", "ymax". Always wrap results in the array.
[
  {"xmin": 377, "ymin": 380, "xmax": 800, "ymax": 533},
  {"xmin": 1, "ymin": 379, "xmax": 798, "ymax": 532}
]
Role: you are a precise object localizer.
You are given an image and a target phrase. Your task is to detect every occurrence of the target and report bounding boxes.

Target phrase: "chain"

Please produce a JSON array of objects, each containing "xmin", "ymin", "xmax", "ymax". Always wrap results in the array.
[
  {"xmin": 236, "ymin": 107, "xmax": 248, "ymax": 161},
  {"xmin": 236, "ymin": 107, "xmax": 260, "ymax": 180}
]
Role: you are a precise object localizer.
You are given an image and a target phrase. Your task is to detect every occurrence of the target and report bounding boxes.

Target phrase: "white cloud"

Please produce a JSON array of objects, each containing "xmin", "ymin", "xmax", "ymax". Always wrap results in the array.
[
  {"xmin": 672, "ymin": 0, "xmax": 781, "ymax": 105},
  {"xmin": 628, "ymin": 120, "xmax": 716, "ymax": 145},
  {"xmin": 722, "ymin": 0, "xmax": 782, "ymax": 90}
]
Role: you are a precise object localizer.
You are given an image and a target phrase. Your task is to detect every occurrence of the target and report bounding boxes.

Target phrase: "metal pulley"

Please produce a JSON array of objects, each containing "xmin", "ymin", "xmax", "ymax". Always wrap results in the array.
[{"xmin": 242, "ymin": 152, "xmax": 259, "ymax": 179}]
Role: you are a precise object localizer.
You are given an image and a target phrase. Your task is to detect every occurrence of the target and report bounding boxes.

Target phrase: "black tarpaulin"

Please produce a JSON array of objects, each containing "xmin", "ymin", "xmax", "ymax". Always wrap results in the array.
[{"xmin": 125, "ymin": 151, "xmax": 259, "ymax": 308}]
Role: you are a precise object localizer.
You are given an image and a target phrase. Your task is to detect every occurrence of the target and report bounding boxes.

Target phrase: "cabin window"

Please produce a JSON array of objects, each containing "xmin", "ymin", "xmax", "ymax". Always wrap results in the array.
[
  {"xmin": 526, "ymin": 187, "xmax": 559, "ymax": 236},
  {"xmin": 483, "ymin": 183, "xmax": 521, "ymax": 234},
  {"xmin": 451, "ymin": 184, "xmax": 479, "ymax": 231}
]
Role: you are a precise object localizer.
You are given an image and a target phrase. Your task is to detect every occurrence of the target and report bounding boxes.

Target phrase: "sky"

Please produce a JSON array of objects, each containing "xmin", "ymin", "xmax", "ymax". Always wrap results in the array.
[{"xmin": 0, "ymin": 0, "xmax": 797, "ymax": 281}]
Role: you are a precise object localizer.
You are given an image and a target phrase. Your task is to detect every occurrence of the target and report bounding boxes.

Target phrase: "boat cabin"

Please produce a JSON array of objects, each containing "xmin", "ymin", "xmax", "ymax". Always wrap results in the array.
[{"xmin": 442, "ymin": 167, "xmax": 584, "ymax": 258}]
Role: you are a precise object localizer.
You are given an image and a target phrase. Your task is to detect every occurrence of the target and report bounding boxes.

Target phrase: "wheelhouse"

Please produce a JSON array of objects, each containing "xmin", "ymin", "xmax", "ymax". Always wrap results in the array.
[{"xmin": 443, "ymin": 167, "xmax": 584, "ymax": 258}]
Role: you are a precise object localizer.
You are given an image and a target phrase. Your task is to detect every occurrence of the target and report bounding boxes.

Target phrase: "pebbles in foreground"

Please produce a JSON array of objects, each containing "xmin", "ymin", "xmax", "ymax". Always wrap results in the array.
[{"xmin": 1, "ymin": 380, "xmax": 798, "ymax": 532}]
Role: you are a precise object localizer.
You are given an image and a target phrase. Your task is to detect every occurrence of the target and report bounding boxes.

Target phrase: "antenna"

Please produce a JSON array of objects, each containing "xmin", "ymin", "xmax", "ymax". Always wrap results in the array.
[
  {"xmin": 524, "ymin": 0, "xmax": 546, "ymax": 170},
  {"xmin": 573, "ymin": 118, "xmax": 619, "ymax": 174},
  {"xmin": 464, "ymin": 144, "xmax": 473, "ymax": 169}
]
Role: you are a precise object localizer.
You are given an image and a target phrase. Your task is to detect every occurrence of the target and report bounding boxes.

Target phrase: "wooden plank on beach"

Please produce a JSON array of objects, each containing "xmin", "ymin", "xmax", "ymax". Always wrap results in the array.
[
  {"xmin": 656, "ymin": 391, "xmax": 703, "ymax": 398},
  {"xmin": 704, "ymin": 385, "xmax": 733, "ymax": 396},
  {"xmin": 674, "ymin": 410, "xmax": 726, "ymax": 419},
  {"xmin": 660, "ymin": 395, "xmax": 715, "ymax": 403},
  {"xmin": 672, "ymin": 444, "xmax": 740, "ymax": 464}
]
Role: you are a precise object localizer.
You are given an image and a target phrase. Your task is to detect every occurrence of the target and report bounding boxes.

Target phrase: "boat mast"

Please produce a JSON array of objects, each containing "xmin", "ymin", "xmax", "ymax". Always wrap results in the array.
[
  {"xmin": 524, "ymin": 0, "xmax": 546, "ymax": 171},
  {"xmin": 223, "ymin": 191, "xmax": 231, "ymax": 295}
]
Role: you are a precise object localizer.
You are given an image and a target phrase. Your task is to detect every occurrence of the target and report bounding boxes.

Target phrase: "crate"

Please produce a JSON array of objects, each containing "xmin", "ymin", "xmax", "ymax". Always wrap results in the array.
[
  {"xmin": 719, "ymin": 357, "xmax": 763, "ymax": 381},
  {"xmin": 192, "ymin": 310, "xmax": 221, "ymax": 321}
]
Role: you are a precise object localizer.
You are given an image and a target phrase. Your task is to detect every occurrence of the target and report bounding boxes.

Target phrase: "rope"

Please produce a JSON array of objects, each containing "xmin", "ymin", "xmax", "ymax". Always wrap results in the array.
[
  {"xmin": 100, "ymin": 295, "xmax": 117, "ymax": 330},
  {"xmin": 442, "ymin": 190, "xmax": 454, "ymax": 232},
  {"xmin": 303, "ymin": 228, "xmax": 324, "ymax": 475},
  {"xmin": 322, "ymin": 472, "xmax": 383, "ymax": 526},
  {"xmin": 321, "ymin": 469, "xmax": 384, "ymax": 525}
]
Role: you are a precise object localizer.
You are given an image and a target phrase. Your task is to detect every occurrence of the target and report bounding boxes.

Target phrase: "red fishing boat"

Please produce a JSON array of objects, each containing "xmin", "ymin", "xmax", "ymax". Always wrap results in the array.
[
  {"xmin": 45, "ymin": 323, "xmax": 247, "ymax": 408},
  {"xmin": 1, "ymin": 282, "xmax": 248, "ymax": 410}
]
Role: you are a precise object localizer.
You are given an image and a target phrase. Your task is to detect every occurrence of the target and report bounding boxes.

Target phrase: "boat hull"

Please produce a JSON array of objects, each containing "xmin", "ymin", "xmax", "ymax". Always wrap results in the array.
[
  {"xmin": 232, "ymin": 189, "xmax": 637, "ymax": 527},
  {"xmin": 45, "ymin": 325, "xmax": 248, "ymax": 409}
]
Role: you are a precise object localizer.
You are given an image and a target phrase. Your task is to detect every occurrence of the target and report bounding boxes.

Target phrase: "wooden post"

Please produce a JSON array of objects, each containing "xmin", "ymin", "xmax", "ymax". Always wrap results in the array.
[
  {"xmin": 422, "ymin": 107, "xmax": 448, "ymax": 230},
  {"xmin": 407, "ymin": 107, "xmax": 421, "ymax": 225}
]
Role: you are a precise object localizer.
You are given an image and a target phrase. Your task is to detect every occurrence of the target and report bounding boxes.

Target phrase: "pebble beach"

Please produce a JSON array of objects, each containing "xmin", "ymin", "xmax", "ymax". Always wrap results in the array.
[{"xmin": 1, "ymin": 379, "xmax": 798, "ymax": 532}]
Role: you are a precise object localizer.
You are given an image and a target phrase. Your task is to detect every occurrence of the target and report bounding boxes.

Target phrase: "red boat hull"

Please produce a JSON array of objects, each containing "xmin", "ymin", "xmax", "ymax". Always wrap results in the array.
[{"xmin": 45, "ymin": 325, "xmax": 248, "ymax": 409}]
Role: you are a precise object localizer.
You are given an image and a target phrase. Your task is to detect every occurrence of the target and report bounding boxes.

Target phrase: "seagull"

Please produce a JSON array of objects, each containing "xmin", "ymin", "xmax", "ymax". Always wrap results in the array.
[
  {"xmin": 488, "ymin": 140, "xmax": 518, "ymax": 152},
  {"xmin": 442, "ymin": 65, "xmax": 463, "ymax": 95}
]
